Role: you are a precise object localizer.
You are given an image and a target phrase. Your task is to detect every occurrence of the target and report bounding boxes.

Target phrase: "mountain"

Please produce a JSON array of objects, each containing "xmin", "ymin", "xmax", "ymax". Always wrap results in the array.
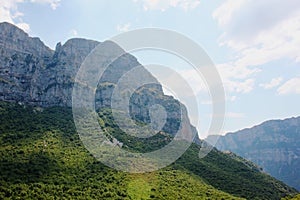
[
  {"xmin": 210, "ymin": 116, "xmax": 300, "ymax": 191},
  {"xmin": 0, "ymin": 22, "xmax": 199, "ymax": 143},
  {"xmin": 0, "ymin": 22, "xmax": 298, "ymax": 199}
]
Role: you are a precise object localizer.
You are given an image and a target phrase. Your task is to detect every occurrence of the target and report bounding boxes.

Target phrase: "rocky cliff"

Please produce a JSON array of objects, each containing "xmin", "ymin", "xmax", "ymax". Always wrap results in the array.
[
  {"xmin": 210, "ymin": 116, "xmax": 300, "ymax": 190},
  {"xmin": 0, "ymin": 22, "xmax": 99, "ymax": 106},
  {"xmin": 0, "ymin": 22, "xmax": 200, "ymax": 143}
]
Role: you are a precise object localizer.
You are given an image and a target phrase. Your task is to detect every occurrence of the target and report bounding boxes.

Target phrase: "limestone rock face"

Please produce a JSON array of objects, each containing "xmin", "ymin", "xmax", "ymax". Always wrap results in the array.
[
  {"xmin": 0, "ymin": 22, "xmax": 200, "ymax": 143},
  {"xmin": 0, "ymin": 24, "xmax": 99, "ymax": 107},
  {"xmin": 30, "ymin": 38, "xmax": 99, "ymax": 106},
  {"xmin": 211, "ymin": 116, "xmax": 300, "ymax": 190},
  {"xmin": 0, "ymin": 22, "xmax": 53, "ymax": 58}
]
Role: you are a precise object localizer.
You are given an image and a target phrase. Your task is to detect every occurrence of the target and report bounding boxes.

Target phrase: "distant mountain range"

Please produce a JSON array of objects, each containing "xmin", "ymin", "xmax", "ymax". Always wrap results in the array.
[
  {"xmin": 210, "ymin": 116, "xmax": 300, "ymax": 190},
  {"xmin": 0, "ymin": 22, "xmax": 298, "ymax": 199}
]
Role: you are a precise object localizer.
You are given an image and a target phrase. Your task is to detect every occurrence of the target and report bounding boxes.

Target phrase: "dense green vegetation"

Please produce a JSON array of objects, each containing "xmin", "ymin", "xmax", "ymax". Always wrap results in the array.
[
  {"xmin": 283, "ymin": 194, "xmax": 300, "ymax": 200},
  {"xmin": 0, "ymin": 102, "xmax": 298, "ymax": 199},
  {"xmin": 98, "ymin": 107, "xmax": 298, "ymax": 199},
  {"xmin": 97, "ymin": 108, "xmax": 173, "ymax": 153}
]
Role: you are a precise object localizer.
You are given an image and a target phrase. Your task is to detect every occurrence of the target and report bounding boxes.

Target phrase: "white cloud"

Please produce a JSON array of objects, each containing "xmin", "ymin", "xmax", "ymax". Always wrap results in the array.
[
  {"xmin": 260, "ymin": 77, "xmax": 283, "ymax": 89},
  {"xmin": 277, "ymin": 78, "xmax": 300, "ymax": 95},
  {"xmin": 70, "ymin": 29, "xmax": 78, "ymax": 37},
  {"xmin": 213, "ymin": 0, "xmax": 246, "ymax": 28},
  {"xmin": 116, "ymin": 23, "xmax": 131, "ymax": 32},
  {"xmin": 213, "ymin": 0, "xmax": 300, "ymax": 97},
  {"xmin": 214, "ymin": 0, "xmax": 300, "ymax": 42},
  {"xmin": 133, "ymin": 0, "xmax": 200, "ymax": 11},
  {"xmin": 216, "ymin": 63, "xmax": 257, "ymax": 94},
  {"xmin": 0, "ymin": 0, "xmax": 61, "ymax": 33},
  {"xmin": 0, "ymin": 6, "xmax": 14, "ymax": 23},
  {"xmin": 169, "ymin": 65, "xmax": 255, "ymax": 96},
  {"xmin": 177, "ymin": 63, "xmax": 257, "ymax": 97},
  {"xmin": 0, "ymin": 0, "xmax": 30, "ymax": 32},
  {"xmin": 228, "ymin": 78, "xmax": 254, "ymax": 94},
  {"xmin": 30, "ymin": 0, "xmax": 61, "ymax": 10},
  {"xmin": 214, "ymin": 0, "xmax": 300, "ymax": 66},
  {"xmin": 15, "ymin": 22, "xmax": 30, "ymax": 33}
]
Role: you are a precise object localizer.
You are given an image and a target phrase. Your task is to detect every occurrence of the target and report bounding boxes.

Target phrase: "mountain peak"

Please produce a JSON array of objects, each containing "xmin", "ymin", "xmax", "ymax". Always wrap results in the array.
[
  {"xmin": 62, "ymin": 38, "xmax": 99, "ymax": 49},
  {"xmin": 0, "ymin": 22, "xmax": 29, "ymax": 38},
  {"xmin": 0, "ymin": 22, "xmax": 52, "ymax": 57}
]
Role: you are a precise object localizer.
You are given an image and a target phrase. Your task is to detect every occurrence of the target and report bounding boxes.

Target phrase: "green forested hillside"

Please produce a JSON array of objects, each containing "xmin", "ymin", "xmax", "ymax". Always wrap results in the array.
[{"xmin": 0, "ymin": 102, "xmax": 297, "ymax": 199}]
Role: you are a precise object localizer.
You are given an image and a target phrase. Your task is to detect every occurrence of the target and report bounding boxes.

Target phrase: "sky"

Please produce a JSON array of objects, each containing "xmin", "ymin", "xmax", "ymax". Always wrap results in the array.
[{"xmin": 1, "ymin": 0, "xmax": 300, "ymax": 138}]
